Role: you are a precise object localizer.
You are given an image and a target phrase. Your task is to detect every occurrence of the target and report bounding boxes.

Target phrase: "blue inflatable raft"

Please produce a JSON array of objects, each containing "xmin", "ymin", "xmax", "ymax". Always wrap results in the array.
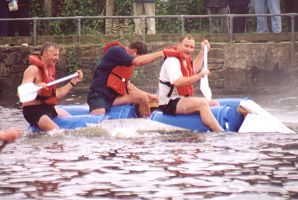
[{"xmin": 30, "ymin": 98, "xmax": 246, "ymax": 132}]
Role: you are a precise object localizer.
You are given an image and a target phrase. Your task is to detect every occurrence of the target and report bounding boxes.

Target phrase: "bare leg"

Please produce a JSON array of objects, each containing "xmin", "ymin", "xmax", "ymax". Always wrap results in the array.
[
  {"xmin": 90, "ymin": 108, "xmax": 106, "ymax": 115},
  {"xmin": 37, "ymin": 115, "xmax": 60, "ymax": 132},
  {"xmin": 55, "ymin": 107, "xmax": 71, "ymax": 117},
  {"xmin": 113, "ymin": 90, "xmax": 150, "ymax": 117},
  {"xmin": 176, "ymin": 97, "xmax": 224, "ymax": 132}
]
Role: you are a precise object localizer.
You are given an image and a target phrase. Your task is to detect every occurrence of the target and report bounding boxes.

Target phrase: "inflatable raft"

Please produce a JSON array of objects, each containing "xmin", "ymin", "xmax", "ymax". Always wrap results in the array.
[{"xmin": 30, "ymin": 98, "xmax": 294, "ymax": 133}]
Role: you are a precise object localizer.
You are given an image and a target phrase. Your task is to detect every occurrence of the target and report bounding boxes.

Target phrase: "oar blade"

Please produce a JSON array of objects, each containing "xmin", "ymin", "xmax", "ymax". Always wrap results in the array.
[
  {"xmin": 200, "ymin": 44, "xmax": 212, "ymax": 100},
  {"xmin": 17, "ymin": 83, "xmax": 41, "ymax": 103},
  {"xmin": 200, "ymin": 77, "xmax": 212, "ymax": 100}
]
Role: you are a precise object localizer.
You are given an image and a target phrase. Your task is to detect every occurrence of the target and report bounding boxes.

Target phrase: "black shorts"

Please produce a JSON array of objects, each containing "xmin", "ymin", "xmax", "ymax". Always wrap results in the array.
[
  {"xmin": 159, "ymin": 98, "xmax": 181, "ymax": 115},
  {"xmin": 23, "ymin": 105, "xmax": 58, "ymax": 127},
  {"xmin": 87, "ymin": 92, "xmax": 116, "ymax": 112}
]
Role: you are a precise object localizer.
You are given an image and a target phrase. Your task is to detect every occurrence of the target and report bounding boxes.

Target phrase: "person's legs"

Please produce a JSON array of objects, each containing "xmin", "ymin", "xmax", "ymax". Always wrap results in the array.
[
  {"xmin": 217, "ymin": 6, "xmax": 229, "ymax": 33},
  {"xmin": 144, "ymin": 2, "xmax": 156, "ymax": 34},
  {"xmin": 0, "ymin": 6, "xmax": 9, "ymax": 37},
  {"xmin": 37, "ymin": 115, "xmax": 59, "ymax": 132},
  {"xmin": 175, "ymin": 97, "xmax": 224, "ymax": 132},
  {"xmin": 17, "ymin": 7, "xmax": 30, "ymax": 36},
  {"xmin": 113, "ymin": 89, "xmax": 150, "ymax": 117},
  {"xmin": 88, "ymin": 95, "xmax": 111, "ymax": 115},
  {"xmin": 133, "ymin": 2, "xmax": 145, "ymax": 35},
  {"xmin": 208, "ymin": 7, "xmax": 229, "ymax": 33},
  {"xmin": 254, "ymin": 0, "xmax": 268, "ymax": 33},
  {"xmin": 8, "ymin": 10, "xmax": 17, "ymax": 36},
  {"xmin": 267, "ymin": 0, "xmax": 281, "ymax": 33},
  {"xmin": 229, "ymin": 4, "xmax": 249, "ymax": 33}
]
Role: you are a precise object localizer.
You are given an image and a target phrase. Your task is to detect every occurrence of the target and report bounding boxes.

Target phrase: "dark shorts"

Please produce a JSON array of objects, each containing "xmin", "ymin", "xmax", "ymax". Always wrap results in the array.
[
  {"xmin": 87, "ymin": 92, "xmax": 116, "ymax": 112},
  {"xmin": 23, "ymin": 105, "xmax": 58, "ymax": 127},
  {"xmin": 159, "ymin": 98, "xmax": 181, "ymax": 115}
]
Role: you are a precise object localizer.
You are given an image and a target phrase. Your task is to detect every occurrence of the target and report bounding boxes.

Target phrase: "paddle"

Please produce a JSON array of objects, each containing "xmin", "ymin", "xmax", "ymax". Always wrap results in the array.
[
  {"xmin": 18, "ymin": 72, "xmax": 78, "ymax": 103},
  {"xmin": 200, "ymin": 44, "xmax": 212, "ymax": 100}
]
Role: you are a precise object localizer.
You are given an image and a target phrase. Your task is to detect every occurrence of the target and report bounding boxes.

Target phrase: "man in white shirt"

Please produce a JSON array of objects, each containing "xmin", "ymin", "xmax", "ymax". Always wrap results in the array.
[{"xmin": 159, "ymin": 35, "xmax": 224, "ymax": 132}]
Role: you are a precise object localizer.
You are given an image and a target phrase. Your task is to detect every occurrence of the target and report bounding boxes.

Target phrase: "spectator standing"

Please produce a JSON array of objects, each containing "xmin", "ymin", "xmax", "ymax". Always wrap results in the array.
[
  {"xmin": 133, "ymin": 0, "xmax": 156, "ymax": 35},
  {"xmin": 8, "ymin": 0, "xmax": 31, "ymax": 36},
  {"xmin": 253, "ymin": 0, "xmax": 282, "ymax": 33},
  {"xmin": 228, "ymin": 0, "xmax": 250, "ymax": 33},
  {"xmin": 203, "ymin": 0, "xmax": 229, "ymax": 33},
  {"xmin": 284, "ymin": 0, "xmax": 298, "ymax": 32},
  {"xmin": 0, "ymin": 0, "xmax": 9, "ymax": 37}
]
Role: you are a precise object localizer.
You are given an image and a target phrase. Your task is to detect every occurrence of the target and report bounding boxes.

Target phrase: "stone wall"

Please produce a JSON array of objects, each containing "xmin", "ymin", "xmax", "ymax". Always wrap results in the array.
[{"xmin": 0, "ymin": 41, "xmax": 297, "ymax": 102}]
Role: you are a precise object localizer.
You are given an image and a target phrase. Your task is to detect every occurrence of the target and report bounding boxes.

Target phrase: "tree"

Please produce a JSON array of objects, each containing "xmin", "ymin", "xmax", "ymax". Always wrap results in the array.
[{"xmin": 105, "ymin": 0, "xmax": 114, "ymax": 34}]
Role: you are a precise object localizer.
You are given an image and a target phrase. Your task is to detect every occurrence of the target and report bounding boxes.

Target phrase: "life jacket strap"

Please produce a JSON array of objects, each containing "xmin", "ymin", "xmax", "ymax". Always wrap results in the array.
[
  {"xmin": 159, "ymin": 80, "xmax": 174, "ymax": 98},
  {"xmin": 111, "ymin": 71, "xmax": 129, "ymax": 94}
]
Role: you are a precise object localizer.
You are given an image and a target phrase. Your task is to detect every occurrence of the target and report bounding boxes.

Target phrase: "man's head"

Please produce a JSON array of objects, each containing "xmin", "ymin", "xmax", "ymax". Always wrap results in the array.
[
  {"xmin": 40, "ymin": 42, "xmax": 59, "ymax": 67},
  {"xmin": 177, "ymin": 34, "xmax": 195, "ymax": 59},
  {"xmin": 127, "ymin": 41, "xmax": 148, "ymax": 57}
]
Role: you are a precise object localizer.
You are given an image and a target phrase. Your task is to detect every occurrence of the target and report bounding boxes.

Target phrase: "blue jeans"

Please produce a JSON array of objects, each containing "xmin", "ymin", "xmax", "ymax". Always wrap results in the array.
[{"xmin": 254, "ymin": 0, "xmax": 282, "ymax": 33}]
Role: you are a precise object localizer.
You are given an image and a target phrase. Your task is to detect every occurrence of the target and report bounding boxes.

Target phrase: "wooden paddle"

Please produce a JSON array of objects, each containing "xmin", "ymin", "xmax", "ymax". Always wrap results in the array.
[
  {"xmin": 18, "ymin": 72, "xmax": 78, "ymax": 103},
  {"xmin": 200, "ymin": 44, "xmax": 212, "ymax": 100}
]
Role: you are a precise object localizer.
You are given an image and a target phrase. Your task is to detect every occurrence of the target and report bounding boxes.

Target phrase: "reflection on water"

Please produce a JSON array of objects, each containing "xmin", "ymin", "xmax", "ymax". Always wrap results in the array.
[
  {"xmin": 1, "ymin": 93, "xmax": 298, "ymax": 199},
  {"xmin": 1, "ymin": 132, "xmax": 298, "ymax": 199}
]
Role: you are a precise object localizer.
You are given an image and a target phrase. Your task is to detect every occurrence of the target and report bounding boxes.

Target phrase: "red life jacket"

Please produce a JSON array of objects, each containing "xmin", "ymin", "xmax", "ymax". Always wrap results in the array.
[
  {"xmin": 161, "ymin": 47, "xmax": 194, "ymax": 97},
  {"xmin": 28, "ymin": 55, "xmax": 57, "ymax": 105},
  {"xmin": 103, "ymin": 41, "xmax": 134, "ymax": 96}
]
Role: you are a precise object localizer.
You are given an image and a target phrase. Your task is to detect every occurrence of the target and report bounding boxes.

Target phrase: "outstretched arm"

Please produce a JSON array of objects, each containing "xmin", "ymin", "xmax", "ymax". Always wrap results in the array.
[{"xmin": 132, "ymin": 51, "xmax": 164, "ymax": 66}]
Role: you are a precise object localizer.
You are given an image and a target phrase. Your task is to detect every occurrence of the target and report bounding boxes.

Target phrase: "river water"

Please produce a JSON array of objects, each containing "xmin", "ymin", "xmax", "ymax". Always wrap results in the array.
[{"xmin": 1, "ymin": 92, "xmax": 298, "ymax": 200}]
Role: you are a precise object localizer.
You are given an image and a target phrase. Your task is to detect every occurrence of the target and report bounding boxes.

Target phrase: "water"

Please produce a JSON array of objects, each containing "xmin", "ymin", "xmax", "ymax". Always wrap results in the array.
[{"xmin": 1, "ymin": 94, "xmax": 298, "ymax": 200}]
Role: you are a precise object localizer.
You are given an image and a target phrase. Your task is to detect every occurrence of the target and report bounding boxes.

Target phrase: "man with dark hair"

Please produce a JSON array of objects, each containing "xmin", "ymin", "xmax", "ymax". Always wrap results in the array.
[{"xmin": 87, "ymin": 41, "xmax": 164, "ymax": 117}]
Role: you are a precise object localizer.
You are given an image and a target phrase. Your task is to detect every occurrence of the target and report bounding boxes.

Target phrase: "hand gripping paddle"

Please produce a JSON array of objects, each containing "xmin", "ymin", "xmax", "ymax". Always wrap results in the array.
[
  {"xmin": 200, "ymin": 44, "xmax": 212, "ymax": 100},
  {"xmin": 18, "ymin": 72, "xmax": 78, "ymax": 103}
]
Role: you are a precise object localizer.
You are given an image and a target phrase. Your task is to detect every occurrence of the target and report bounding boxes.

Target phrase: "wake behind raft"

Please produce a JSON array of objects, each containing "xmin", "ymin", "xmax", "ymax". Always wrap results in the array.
[{"xmin": 29, "ymin": 98, "xmax": 294, "ymax": 134}]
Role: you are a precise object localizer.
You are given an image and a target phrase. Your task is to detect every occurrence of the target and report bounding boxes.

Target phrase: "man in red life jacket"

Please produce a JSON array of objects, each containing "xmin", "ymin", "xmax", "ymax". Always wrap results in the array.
[
  {"xmin": 159, "ymin": 35, "xmax": 224, "ymax": 132},
  {"xmin": 87, "ymin": 41, "xmax": 164, "ymax": 117},
  {"xmin": 21, "ymin": 42, "xmax": 83, "ymax": 132}
]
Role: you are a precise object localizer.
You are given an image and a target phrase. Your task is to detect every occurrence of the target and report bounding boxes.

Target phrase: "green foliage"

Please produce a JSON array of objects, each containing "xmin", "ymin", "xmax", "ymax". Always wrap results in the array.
[
  {"xmin": 29, "ymin": 0, "xmax": 210, "ymax": 35},
  {"xmin": 65, "ymin": 49, "xmax": 81, "ymax": 73}
]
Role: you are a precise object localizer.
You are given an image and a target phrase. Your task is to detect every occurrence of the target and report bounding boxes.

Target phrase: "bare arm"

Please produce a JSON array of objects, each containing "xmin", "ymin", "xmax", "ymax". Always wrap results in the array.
[
  {"xmin": 173, "ymin": 70, "xmax": 209, "ymax": 87},
  {"xmin": 56, "ymin": 69, "xmax": 83, "ymax": 100},
  {"xmin": 22, "ymin": 65, "xmax": 40, "ymax": 84},
  {"xmin": 132, "ymin": 51, "xmax": 164, "ymax": 66},
  {"xmin": 193, "ymin": 39, "xmax": 210, "ymax": 73}
]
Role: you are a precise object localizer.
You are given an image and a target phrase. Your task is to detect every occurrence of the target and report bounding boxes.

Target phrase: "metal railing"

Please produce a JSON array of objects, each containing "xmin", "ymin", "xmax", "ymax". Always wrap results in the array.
[{"xmin": 0, "ymin": 13, "xmax": 297, "ymax": 45}]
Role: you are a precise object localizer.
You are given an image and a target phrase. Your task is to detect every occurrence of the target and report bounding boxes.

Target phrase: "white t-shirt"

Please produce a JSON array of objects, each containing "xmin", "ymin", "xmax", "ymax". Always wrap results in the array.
[{"xmin": 158, "ymin": 57, "xmax": 183, "ymax": 105}]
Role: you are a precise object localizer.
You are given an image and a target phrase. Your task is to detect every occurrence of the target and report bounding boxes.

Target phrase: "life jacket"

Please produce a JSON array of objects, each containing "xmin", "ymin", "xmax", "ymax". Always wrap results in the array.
[
  {"xmin": 160, "ymin": 47, "xmax": 194, "ymax": 97},
  {"xmin": 28, "ymin": 55, "xmax": 57, "ymax": 105},
  {"xmin": 103, "ymin": 41, "xmax": 134, "ymax": 96}
]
